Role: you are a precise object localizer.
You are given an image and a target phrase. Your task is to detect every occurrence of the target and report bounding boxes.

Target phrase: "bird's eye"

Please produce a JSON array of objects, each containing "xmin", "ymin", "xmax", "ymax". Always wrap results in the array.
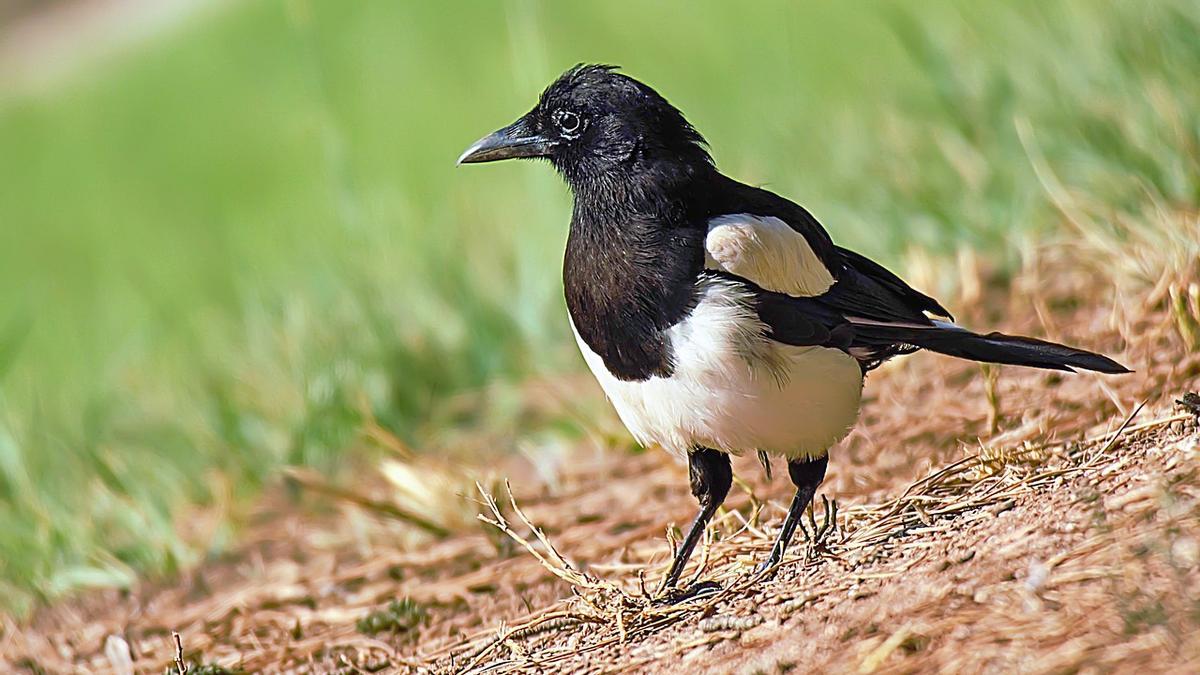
[{"xmin": 554, "ymin": 110, "xmax": 584, "ymax": 136}]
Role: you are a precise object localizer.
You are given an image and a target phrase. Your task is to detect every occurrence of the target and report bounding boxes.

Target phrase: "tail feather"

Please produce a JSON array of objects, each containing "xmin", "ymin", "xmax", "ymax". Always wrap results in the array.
[
  {"xmin": 917, "ymin": 329, "xmax": 1130, "ymax": 373},
  {"xmin": 854, "ymin": 320, "xmax": 1131, "ymax": 374}
]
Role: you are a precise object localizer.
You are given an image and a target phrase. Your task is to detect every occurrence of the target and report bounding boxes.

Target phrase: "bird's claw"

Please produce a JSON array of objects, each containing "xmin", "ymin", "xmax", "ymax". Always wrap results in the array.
[
  {"xmin": 809, "ymin": 495, "xmax": 839, "ymax": 551},
  {"xmin": 653, "ymin": 580, "xmax": 722, "ymax": 605},
  {"xmin": 753, "ymin": 559, "xmax": 782, "ymax": 583},
  {"xmin": 753, "ymin": 496, "xmax": 840, "ymax": 580}
]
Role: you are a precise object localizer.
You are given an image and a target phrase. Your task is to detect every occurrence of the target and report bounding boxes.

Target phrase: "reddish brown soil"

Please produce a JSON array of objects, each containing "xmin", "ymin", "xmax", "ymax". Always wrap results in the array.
[{"xmin": 4, "ymin": 264, "xmax": 1199, "ymax": 674}]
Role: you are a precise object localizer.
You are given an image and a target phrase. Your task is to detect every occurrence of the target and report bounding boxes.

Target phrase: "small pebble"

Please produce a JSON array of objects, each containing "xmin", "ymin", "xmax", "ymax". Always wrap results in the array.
[
  {"xmin": 1025, "ymin": 560, "xmax": 1049, "ymax": 592},
  {"xmin": 776, "ymin": 594, "xmax": 813, "ymax": 614},
  {"xmin": 699, "ymin": 614, "xmax": 763, "ymax": 632},
  {"xmin": 1172, "ymin": 537, "xmax": 1198, "ymax": 567}
]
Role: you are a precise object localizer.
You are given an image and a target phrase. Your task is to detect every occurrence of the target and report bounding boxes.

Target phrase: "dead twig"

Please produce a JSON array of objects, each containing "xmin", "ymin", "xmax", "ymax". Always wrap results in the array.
[
  {"xmin": 1099, "ymin": 400, "xmax": 1146, "ymax": 454},
  {"xmin": 171, "ymin": 631, "xmax": 187, "ymax": 675},
  {"xmin": 475, "ymin": 480, "xmax": 606, "ymax": 591}
]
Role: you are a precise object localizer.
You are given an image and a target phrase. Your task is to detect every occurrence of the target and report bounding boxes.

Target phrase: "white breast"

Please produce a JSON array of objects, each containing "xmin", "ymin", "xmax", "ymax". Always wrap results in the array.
[{"xmin": 571, "ymin": 276, "xmax": 863, "ymax": 460}]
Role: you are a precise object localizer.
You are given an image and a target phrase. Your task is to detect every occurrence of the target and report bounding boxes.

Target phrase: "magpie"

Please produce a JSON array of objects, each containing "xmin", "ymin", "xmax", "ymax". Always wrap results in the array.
[{"xmin": 458, "ymin": 65, "xmax": 1128, "ymax": 597}]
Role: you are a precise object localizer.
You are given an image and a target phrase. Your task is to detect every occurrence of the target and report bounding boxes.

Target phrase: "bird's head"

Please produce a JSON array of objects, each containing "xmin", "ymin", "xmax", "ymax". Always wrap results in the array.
[{"xmin": 457, "ymin": 65, "xmax": 711, "ymax": 187}]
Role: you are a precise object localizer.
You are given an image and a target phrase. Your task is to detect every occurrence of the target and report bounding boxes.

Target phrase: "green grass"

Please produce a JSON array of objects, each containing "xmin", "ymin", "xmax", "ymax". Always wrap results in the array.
[{"xmin": 0, "ymin": 0, "xmax": 1196, "ymax": 615}]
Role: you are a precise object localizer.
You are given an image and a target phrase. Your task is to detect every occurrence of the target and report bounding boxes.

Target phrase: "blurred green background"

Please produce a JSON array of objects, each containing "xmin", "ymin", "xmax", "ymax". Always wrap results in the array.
[{"xmin": 0, "ymin": 0, "xmax": 1196, "ymax": 615}]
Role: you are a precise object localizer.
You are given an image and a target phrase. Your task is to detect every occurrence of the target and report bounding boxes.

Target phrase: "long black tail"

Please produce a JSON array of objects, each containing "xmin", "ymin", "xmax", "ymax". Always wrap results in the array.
[{"xmin": 857, "ymin": 321, "xmax": 1130, "ymax": 374}]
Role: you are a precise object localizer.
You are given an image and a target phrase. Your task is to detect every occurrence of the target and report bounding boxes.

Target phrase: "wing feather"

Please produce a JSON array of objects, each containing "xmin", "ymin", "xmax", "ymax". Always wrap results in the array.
[{"xmin": 704, "ymin": 214, "xmax": 835, "ymax": 298}]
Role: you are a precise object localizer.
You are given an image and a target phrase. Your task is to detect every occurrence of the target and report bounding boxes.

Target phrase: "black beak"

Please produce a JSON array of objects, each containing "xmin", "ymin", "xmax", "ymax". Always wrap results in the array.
[{"xmin": 457, "ymin": 115, "xmax": 555, "ymax": 165}]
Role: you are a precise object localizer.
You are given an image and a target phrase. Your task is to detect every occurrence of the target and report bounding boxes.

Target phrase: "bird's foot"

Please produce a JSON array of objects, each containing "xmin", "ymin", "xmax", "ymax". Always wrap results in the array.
[
  {"xmin": 653, "ymin": 580, "xmax": 722, "ymax": 606},
  {"xmin": 808, "ymin": 495, "xmax": 839, "ymax": 552},
  {"xmin": 753, "ymin": 496, "xmax": 840, "ymax": 579},
  {"xmin": 754, "ymin": 554, "xmax": 783, "ymax": 580}
]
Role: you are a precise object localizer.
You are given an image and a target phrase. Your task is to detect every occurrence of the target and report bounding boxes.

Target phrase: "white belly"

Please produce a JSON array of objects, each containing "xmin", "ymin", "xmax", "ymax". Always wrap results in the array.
[{"xmin": 570, "ymin": 277, "xmax": 863, "ymax": 460}]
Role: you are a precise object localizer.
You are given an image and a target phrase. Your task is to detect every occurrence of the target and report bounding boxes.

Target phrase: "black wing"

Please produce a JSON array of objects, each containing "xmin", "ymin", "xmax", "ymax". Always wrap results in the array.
[
  {"xmin": 834, "ymin": 246, "xmax": 952, "ymax": 320},
  {"xmin": 704, "ymin": 177, "xmax": 1126, "ymax": 375},
  {"xmin": 709, "ymin": 174, "xmax": 951, "ymax": 326}
]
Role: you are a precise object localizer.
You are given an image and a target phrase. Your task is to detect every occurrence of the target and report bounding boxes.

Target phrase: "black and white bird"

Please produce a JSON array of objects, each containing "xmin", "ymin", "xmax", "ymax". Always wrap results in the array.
[{"xmin": 458, "ymin": 65, "xmax": 1128, "ymax": 598}]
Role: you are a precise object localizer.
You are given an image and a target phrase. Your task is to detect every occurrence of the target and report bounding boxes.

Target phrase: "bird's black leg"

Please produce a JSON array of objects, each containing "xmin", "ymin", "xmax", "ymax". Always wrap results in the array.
[
  {"xmin": 661, "ymin": 447, "xmax": 731, "ymax": 593},
  {"xmin": 758, "ymin": 454, "xmax": 828, "ymax": 574}
]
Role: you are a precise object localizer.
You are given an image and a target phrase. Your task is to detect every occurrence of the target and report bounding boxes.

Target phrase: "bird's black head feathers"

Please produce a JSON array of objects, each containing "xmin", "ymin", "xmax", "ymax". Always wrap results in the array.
[
  {"xmin": 536, "ymin": 65, "xmax": 712, "ymax": 181},
  {"xmin": 459, "ymin": 65, "xmax": 712, "ymax": 189}
]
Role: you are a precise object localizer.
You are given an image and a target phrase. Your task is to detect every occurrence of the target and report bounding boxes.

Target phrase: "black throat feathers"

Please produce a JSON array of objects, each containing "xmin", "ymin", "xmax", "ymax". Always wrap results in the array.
[{"xmin": 563, "ymin": 167, "xmax": 711, "ymax": 381}]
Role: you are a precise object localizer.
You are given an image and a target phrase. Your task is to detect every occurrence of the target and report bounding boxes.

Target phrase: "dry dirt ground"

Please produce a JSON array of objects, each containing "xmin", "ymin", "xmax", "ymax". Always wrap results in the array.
[{"xmin": 4, "ymin": 259, "xmax": 1200, "ymax": 674}]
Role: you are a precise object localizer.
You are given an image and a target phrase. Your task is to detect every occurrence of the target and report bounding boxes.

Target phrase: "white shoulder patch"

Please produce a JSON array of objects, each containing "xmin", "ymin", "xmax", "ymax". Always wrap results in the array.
[{"xmin": 704, "ymin": 214, "xmax": 835, "ymax": 297}]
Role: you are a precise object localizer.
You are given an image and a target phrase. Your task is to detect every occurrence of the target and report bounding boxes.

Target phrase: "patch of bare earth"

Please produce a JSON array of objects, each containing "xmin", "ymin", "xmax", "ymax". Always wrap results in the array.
[{"xmin": 3, "ymin": 246, "xmax": 1200, "ymax": 673}]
